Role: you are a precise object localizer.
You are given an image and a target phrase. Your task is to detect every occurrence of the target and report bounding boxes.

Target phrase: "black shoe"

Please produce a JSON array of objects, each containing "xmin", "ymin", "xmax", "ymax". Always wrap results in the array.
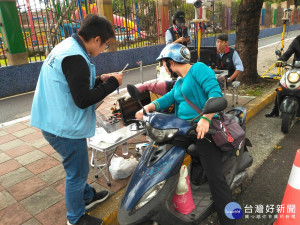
[
  {"xmin": 85, "ymin": 188, "xmax": 109, "ymax": 211},
  {"xmin": 67, "ymin": 213, "xmax": 103, "ymax": 225},
  {"xmin": 265, "ymin": 107, "xmax": 279, "ymax": 117}
]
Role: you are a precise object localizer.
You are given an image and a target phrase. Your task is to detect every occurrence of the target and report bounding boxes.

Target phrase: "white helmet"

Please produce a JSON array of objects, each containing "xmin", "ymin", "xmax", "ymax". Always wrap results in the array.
[{"xmin": 156, "ymin": 43, "xmax": 190, "ymax": 63}]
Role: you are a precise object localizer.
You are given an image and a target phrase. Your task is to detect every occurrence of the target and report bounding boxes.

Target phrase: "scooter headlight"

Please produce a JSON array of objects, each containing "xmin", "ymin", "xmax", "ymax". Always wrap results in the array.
[
  {"xmin": 287, "ymin": 72, "xmax": 300, "ymax": 83},
  {"xmin": 134, "ymin": 180, "xmax": 166, "ymax": 211},
  {"xmin": 145, "ymin": 122, "xmax": 178, "ymax": 143}
]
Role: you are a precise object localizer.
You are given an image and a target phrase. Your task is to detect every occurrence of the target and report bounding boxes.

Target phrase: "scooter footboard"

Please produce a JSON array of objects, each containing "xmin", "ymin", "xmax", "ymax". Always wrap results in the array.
[
  {"xmin": 118, "ymin": 175, "xmax": 179, "ymax": 225},
  {"xmin": 119, "ymin": 145, "xmax": 185, "ymax": 211}
]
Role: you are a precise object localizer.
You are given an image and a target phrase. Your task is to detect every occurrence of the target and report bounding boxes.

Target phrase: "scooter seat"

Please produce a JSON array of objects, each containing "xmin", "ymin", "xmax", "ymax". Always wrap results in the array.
[{"xmin": 225, "ymin": 113, "xmax": 240, "ymax": 124}]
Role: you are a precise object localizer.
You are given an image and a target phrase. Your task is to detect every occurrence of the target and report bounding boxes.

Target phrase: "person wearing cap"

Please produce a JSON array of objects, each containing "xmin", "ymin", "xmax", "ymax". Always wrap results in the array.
[
  {"xmin": 165, "ymin": 11, "xmax": 191, "ymax": 46},
  {"xmin": 216, "ymin": 33, "xmax": 244, "ymax": 84},
  {"xmin": 135, "ymin": 43, "xmax": 235, "ymax": 225}
]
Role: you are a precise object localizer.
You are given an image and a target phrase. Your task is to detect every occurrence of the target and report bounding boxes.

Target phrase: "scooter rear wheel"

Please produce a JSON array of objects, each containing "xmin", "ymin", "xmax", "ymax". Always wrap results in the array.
[{"xmin": 281, "ymin": 112, "xmax": 292, "ymax": 133}]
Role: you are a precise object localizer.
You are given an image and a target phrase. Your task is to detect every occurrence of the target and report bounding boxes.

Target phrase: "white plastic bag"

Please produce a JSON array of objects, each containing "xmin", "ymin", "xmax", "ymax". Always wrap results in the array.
[
  {"xmin": 109, "ymin": 155, "xmax": 138, "ymax": 180},
  {"xmin": 158, "ymin": 66, "xmax": 172, "ymax": 81},
  {"xmin": 175, "ymin": 165, "xmax": 189, "ymax": 195}
]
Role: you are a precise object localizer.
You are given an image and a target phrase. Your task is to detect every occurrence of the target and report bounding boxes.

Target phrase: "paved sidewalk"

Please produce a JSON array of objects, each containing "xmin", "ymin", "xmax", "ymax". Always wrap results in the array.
[{"xmin": 0, "ymin": 37, "xmax": 295, "ymax": 225}]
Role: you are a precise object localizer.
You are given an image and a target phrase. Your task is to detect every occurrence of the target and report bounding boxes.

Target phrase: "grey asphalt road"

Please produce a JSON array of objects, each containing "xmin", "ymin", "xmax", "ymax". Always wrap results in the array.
[
  {"xmin": 0, "ymin": 65, "xmax": 157, "ymax": 124},
  {"xmin": 0, "ymin": 30, "xmax": 299, "ymax": 124},
  {"xmin": 235, "ymin": 109, "xmax": 300, "ymax": 225}
]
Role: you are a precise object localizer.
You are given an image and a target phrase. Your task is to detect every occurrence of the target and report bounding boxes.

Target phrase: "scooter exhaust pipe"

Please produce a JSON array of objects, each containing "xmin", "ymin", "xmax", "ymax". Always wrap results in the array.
[
  {"xmin": 230, "ymin": 171, "xmax": 248, "ymax": 190},
  {"xmin": 237, "ymin": 151, "xmax": 253, "ymax": 173}
]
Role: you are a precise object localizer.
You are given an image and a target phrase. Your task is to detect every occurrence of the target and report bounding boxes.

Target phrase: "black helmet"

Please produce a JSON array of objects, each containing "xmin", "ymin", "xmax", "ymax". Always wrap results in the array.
[{"xmin": 172, "ymin": 11, "xmax": 185, "ymax": 25}]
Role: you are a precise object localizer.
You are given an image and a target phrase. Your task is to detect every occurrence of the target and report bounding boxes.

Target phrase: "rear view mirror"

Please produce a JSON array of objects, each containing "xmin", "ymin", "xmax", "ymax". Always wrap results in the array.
[
  {"xmin": 127, "ymin": 84, "xmax": 141, "ymax": 101},
  {"xmin": 294, "ymin": 61, "xmax": 300, "ymax": 68},
  {"xmin": 202, "ymin": 97, "xmax": 227, "ymax": 114},
  {"xmin": 275, "ymin": 50, "xmax": 281, "ymax": 57},
  {"xmin": 127, "ymin": 84, "xmax": 148, "ymax": 116},
  {"xmin": 190, "ymin": 97, "xmax": 227, "ymax": 124}
]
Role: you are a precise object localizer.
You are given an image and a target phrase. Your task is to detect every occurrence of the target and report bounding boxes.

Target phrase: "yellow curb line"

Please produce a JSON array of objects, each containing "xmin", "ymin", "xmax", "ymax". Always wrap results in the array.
[
  {"xmin": 103, "ymin": 210, "xmax": 119, "ymax": 225},
  {"xmin": 245, "ymin": 90, "xmax": 277, "ymax": 122},
  {"xmin": 91, "ymin": 189, "xmax": 125, "ymax": 225}
]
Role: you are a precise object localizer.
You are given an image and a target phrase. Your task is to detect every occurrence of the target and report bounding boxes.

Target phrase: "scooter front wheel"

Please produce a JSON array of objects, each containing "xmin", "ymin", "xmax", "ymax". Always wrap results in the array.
[{"xmin": 281, "ymin": 112, "xmax": 292, "ymax": 133}]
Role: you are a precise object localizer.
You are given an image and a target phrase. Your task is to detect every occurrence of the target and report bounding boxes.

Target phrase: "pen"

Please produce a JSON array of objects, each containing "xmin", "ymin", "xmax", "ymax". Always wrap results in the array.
[
  {"xmin": 120, "ymin": 63, "xmax": 129, "ymax": 73},
  {"xmin": 117, "ymin": 63, "xmax": 129, "ymax": 94}
]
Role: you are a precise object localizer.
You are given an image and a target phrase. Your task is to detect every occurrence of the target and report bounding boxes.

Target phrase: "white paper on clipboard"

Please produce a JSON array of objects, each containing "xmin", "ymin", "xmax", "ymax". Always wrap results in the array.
[{"xmin": 90, "ymin": 127, "xmax": 123, "ymax": 144}]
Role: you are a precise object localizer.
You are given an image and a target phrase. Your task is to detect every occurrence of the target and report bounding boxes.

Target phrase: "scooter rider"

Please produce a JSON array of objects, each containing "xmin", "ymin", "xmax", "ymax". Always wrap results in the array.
[
  {"xmin": 266, "ymin": 35, "xmax": 300, "ymax": 117},
  {"xmin": 136, "ymin": 43, "xmax": 235, "ymax": 225}
]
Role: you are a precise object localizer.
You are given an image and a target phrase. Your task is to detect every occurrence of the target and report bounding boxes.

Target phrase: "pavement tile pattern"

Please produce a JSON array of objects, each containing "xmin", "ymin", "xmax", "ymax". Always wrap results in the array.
[{"xmin": 0, "ymin": 90, "xmax": 148, "ymax": 225}]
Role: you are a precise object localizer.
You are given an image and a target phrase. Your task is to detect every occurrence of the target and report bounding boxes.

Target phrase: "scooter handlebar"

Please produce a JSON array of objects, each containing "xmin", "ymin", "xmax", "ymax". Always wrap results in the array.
[
  {"xmin": 187, "ymin": 125, "xmax": 216, "ymax": 137},
  {"xmin": 208, "ymin": 129, "xmax": 217, "ymax": 135}
]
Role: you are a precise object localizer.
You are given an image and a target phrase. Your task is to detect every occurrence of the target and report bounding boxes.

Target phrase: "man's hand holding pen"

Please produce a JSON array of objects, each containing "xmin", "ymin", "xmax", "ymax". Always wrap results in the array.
[{"xmin": 100, "ymin": 72, "xmax": 123, "ymax": 85}]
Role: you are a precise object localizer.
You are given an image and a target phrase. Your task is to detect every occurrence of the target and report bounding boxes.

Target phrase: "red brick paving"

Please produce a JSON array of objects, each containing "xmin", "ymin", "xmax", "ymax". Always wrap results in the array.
[
  {"xmin": 20, "ymin": 132, "xmax": 44, "ymax": 143},
  {"xmin": 35, "ymin": 200, "xmax": 67, "ymax": 225},
  {"xmin": 39, "ymin": 145, "xmax": 56, "ymax": 155},
  {"xmin": 4, "ymin": 123, "xmax": 28, "ymax": 133},
  {"xmin": 51, "ymin": 179, "xmax": 65, "ymax": 195},
  {"xmin": 0, "ymin": 203, "xmax": 32, "ymax": 225},
  {"xmin": 0, "ymin": 134, "xmax": 17, "ymax": 145},
  {"xmin": 7, "ymin": 177, "xmax": 47, "ymax": 201},
  {"xmin": 5, "ymin": 144, "xmax": 36, "ymax": 158},
  {"xmin": 0, "ymin": 159, "xmax": 22, "ymax": 176},
  {"xmin": 25, "ymin": 156, "xmax": 60, "ymax": 175},
  {"xmin": 95, "ymin": 173, "xmax": 130, "ymax": 193}
]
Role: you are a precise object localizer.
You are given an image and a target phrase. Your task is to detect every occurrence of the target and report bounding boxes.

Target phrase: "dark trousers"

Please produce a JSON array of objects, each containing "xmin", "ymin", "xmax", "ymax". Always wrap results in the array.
[{"xmin": 196, "ymin": 138, "xmax": 236, "ymax": 225}]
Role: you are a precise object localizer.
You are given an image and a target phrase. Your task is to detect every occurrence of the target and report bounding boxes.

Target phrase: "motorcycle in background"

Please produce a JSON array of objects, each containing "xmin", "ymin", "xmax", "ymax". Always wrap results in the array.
[
  {"xmin": 277, "ymin": 61, "xmax": 300, "ymax": 133},
  {"xmin": 117, "ymin": 84, "xmax": 253, "ymax": 225}
]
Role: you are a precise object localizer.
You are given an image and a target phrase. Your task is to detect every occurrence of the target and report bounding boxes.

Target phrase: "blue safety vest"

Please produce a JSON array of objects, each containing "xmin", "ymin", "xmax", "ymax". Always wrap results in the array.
[{"xmin": 31, "ymin": 37, "xmax": 96, "ymax": 139}]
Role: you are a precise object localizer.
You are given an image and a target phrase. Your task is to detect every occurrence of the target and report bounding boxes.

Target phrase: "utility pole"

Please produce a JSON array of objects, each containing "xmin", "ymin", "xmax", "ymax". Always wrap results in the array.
[{"xmin": 0, "ymin": 0, "xmax": 28, "ymax": 65}]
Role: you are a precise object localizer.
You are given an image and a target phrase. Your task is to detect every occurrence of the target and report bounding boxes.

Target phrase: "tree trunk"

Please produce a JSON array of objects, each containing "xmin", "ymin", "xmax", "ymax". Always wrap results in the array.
[{"xmin": 235, "ymin": 0, "xmax": 264, "ymax": 84}]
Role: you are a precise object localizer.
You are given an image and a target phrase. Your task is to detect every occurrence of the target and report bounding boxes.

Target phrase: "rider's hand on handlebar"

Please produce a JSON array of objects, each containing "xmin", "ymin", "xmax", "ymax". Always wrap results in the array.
[
  {"xmin": 135, "ymin": 109, "xmax": 144, "ymax": 120},
  {"xmin": 196, "ymin": 117, "xmax": 210, "ymax": 139},
  {"xmin": 135, "ymin": 103, "xmax": 155, "ymax": 120},
  {"xmin": 135, "ymin": 107, "xmax": 150, "ymax": 120},
  {"xmin": 275, "ymin": 60, "xmax": 284, "ymax": 67}
]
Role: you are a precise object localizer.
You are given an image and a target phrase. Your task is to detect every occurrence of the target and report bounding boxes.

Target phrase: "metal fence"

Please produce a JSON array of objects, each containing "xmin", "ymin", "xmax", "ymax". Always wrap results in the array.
[
  {"xmin": 0, "ymin": 0, "xmax": 159, "ymax": 67},
  {"xmin": 15, "ymin": 0, "xmax": 84, "ymax": 63},
  {"xmin": 112, "ymin": 0, "xmax": 158, "ymax": 50},
  {"xmin": 0, "ymin": 33, "xmax": 8, "ymax": 67}
]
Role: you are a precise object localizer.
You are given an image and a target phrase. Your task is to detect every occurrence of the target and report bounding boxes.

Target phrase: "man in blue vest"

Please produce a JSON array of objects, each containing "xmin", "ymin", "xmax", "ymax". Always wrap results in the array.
[
  {"xmin": 165, "ymin": 11, "xmax": 191, "ymax": 46},
  {"xmin": 216, "ymin": 33, "xmax": 244, "ymax": 85},
  {"xmin": 31, "ymin": 15, "xmax": 123, "ymax": 225}
]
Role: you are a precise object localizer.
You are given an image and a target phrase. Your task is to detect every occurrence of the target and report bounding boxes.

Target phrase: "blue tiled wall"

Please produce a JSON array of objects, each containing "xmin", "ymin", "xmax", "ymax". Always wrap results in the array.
[
  {"xmin": 0, "ymin": 24, "xmax": 299, "ymax": 98},
  {"xmin": 0, "ymin": 62, "xmax": 42, "ymax": 98},
  {"xmin": 93, "ymin": 44, "xmax": 165, "ymax": 75}
]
